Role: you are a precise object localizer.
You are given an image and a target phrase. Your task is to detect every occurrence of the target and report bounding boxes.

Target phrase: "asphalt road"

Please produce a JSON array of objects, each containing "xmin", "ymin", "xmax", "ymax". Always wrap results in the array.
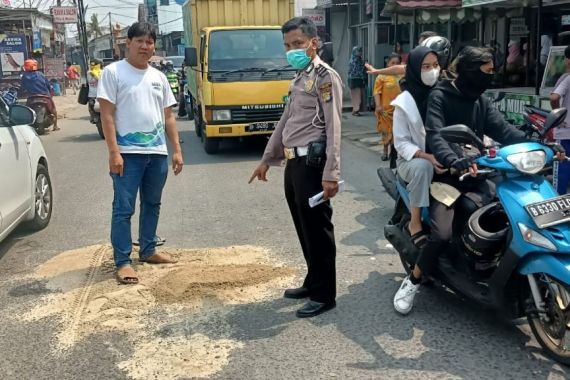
[{"xmin": 0, "ymin": 106, "xmax": 567, "ymax": 380}]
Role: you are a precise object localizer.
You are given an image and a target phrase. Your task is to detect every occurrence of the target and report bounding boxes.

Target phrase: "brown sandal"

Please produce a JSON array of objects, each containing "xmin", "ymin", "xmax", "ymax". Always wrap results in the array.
[
  {"xmin": 140, "ymin": 252, "xmax": 178, "ymax": 264},
  {"xmin": 116, "ymin": 265, "xmax": 139, "ymax": 284}
]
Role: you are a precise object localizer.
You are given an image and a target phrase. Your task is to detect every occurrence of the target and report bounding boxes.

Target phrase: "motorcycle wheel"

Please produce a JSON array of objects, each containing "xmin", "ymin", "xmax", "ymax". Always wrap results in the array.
[
  {"xmin": 527, "ymin": 273, "xmax": 570, "ymax": 365},
  {"xmin": 96, "ymin": 120, "xmax": 105, "ymax": 139}
]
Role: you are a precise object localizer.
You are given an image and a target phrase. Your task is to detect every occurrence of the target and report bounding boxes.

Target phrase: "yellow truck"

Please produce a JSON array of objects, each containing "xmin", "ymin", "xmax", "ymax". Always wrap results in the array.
[{"xmin": 182, "ymin": 0, "xmax": 295, "ymax": 154}]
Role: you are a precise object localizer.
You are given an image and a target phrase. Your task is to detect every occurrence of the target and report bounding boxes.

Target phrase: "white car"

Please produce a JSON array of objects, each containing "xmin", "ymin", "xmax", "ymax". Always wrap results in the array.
[{"xmin": 0, "ymin": 99, "xmax": 52, "ymax": 242}]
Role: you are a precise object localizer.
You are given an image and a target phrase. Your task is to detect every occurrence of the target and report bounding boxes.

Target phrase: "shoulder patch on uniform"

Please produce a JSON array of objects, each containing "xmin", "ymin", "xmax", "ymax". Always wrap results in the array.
[{"xmin": 319, "ymin": 82, "xmax": 332, "ymax": 102}]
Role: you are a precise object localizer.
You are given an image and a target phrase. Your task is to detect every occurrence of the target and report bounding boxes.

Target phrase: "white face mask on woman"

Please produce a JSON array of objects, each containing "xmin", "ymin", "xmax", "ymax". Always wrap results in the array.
[{"xmin": 421, "ymin": 68, "xmax": 440, "ymax": 86}]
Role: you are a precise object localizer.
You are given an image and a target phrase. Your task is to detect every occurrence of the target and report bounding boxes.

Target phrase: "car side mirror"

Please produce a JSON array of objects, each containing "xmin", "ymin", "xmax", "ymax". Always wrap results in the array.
[
  {"xmin": 440, "ymin": 124, "xmax": 485, "ymax": 150},
  {"xmin": 185, "ymin": 47, "xmax": 198, "ymax": 67},
  {"xmin": 542, "ymin": 107, "xmax": 567, "ymax": 137},
  {"xmin": 9, "ymin": 105, "xmax": 35, "ymax": 126}
]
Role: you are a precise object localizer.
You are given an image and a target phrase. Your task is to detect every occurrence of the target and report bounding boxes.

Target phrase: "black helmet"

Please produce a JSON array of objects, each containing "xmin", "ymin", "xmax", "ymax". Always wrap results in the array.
[
  {"xmin": 421, "ymin": 36, "xmax": 451, "ymax": 69},
  {"xmin": 461, "ymin": 202, "xmax": 510, "ymax": 275}
]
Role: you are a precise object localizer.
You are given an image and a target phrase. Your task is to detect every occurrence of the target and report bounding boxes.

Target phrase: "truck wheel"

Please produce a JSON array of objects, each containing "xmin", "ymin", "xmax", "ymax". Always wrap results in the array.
[
  {"xmin": 25, "ymin": 164, "xmax": 52, "ymax": 231},
  {"xmin": 194, "ymin": 102, "xmax": 202, "ymax": 138},
  {"xmin": 186, "ymin": 96, "xmax": 195, "ymax": 121},
  {"xmin": 204, "ymin": 136, "xmax": 220, "ymax": 154},
  {"xmin": 96, "ymin": 120, "xmax": 105, "ymax": 139}
]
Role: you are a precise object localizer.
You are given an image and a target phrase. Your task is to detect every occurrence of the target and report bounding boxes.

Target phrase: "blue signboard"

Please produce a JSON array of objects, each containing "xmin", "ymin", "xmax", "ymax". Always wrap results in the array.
[
  {"xmin": 32, "ymin": 30, "xmax": 42, "ymax": 53},
  {"xmin": 0, "ymin": 34, "xmax": 28, "ymax": 74}
]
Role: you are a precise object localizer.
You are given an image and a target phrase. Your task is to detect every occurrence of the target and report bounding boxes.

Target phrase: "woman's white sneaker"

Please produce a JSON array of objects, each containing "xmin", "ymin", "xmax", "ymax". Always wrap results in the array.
[{"xmin": 394, "ymin": 275, "xmax": 420, "ymax": 315}]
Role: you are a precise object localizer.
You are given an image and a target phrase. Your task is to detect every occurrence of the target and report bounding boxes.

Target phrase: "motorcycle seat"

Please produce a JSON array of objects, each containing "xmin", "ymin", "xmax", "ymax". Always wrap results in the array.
[{"xmin": 525, "ymin": 105, "xmax": 549, "ymax": 118}]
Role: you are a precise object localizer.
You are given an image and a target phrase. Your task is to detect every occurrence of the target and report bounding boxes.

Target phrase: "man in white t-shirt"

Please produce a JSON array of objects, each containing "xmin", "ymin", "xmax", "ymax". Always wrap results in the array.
[{"xmin": 98, "ymin": 22, "xmax": 184, "ymax": 284}]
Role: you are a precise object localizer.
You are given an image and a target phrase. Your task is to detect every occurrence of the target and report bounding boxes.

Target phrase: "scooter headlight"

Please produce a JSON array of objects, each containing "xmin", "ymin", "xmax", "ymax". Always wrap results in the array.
[
  {"xmin": 518, "ymin": 223, "xmax": 557, "ymax": 251},
  {"xmin": 507, "ymin": 150, "xmax": 546, "ymax": 174},
  {"xmin": 213, "ymin": 110, "xmax": 231, "ymax": 121}
]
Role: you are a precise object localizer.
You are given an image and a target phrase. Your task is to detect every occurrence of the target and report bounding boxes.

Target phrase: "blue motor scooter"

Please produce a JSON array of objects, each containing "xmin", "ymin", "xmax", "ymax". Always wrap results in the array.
[{"xmin": 381, "ymin": 108, "xmax": 570, "ymax": 365}]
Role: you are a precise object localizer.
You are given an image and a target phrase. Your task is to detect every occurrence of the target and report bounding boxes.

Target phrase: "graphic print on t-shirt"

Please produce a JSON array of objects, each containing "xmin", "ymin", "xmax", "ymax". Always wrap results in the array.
[{"xmin": 116, "ymin": 121, "xmax": 166, "ymax": 147}]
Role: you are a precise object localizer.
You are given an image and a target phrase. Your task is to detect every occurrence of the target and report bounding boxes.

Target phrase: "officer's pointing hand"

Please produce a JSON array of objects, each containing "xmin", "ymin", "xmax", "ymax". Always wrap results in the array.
[
  {"xmin": 322, "ymin": 181, "xmax": 339, "ymax": 201},
  {"xmin": 249, "ymin": 163, "xmax": 270, "ymax": 184}
]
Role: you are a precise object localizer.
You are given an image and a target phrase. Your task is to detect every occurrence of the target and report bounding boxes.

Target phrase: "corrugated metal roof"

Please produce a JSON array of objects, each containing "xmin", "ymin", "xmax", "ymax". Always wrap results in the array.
[{"xmin": 396, "ymin": 0, "xmax": 461, "ymax": 9}]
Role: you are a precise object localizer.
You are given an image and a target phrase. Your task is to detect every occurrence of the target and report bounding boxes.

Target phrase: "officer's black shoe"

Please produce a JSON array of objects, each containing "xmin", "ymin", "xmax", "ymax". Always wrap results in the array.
[
  {"xmin": 295, "ymin": 300, "xmax": 336, "ymax": 318},
  {"xmin": 283, "ymin": 287, "xmax": 310, "ymax": 299}
]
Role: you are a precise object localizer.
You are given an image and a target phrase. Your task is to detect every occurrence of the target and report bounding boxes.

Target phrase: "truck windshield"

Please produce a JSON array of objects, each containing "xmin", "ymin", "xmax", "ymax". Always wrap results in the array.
[{"xmin": 209, "ymin": 29, "xmax": 289, "ymax": 72}]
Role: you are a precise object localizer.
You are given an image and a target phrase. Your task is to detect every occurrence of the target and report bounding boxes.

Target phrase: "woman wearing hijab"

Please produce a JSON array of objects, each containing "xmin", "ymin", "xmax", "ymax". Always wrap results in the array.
[
  {"xmin": 391, "ymin": 46, "xmax": 446, "ymax": 315},
  {"xmin": 348, "ymin": 46, "xmax": 367, "ymax": 116}
]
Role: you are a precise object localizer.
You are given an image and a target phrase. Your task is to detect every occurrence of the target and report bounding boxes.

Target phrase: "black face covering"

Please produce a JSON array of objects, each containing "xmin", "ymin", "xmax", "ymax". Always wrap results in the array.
[
  {"xmin": 400, "ymin": 46, "xmax": 438, "ymax": 122},
  {"xmin": 455, "ymin": 68, "xmax": 494, "ymax": 100}
]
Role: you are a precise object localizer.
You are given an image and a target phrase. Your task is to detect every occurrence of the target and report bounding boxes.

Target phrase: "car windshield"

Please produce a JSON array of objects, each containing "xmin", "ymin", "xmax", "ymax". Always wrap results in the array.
[
  {"xmin": 167, "ymin": 56, "xmax": 184, "ymax": 68},
  {"xmin": 208, "ymin": 29, "xmax": 288, "ymax": 72}
]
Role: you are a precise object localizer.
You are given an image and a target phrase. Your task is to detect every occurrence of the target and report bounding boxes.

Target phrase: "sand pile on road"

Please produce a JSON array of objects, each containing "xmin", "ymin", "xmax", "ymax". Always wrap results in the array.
[
  {"xmin": 19, "ymin": 244, "xmax": 295, "ymax": 379},
  {"xmin": 152, "ymin": 264, "xmax": 293, "ymax": 304}
]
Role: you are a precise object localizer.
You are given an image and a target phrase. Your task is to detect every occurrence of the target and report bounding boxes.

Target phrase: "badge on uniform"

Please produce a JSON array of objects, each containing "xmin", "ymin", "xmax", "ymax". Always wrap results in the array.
[
  {"xmin": 304, "ymin": 79, "xmax": 315, "ymax": 93},
  {"xmin": 319, "ymin": 82, "xmax": 332, "ymax": 103}
]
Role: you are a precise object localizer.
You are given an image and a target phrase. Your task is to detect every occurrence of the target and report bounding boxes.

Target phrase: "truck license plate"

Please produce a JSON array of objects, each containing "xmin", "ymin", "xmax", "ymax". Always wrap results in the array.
[
  {"xmin": 246, "ymin": 122, "xmax": 276, "ymax": 132},
  {"xmin": 525, "ymin": 194, "xmax": 570, "ymax": 228}
]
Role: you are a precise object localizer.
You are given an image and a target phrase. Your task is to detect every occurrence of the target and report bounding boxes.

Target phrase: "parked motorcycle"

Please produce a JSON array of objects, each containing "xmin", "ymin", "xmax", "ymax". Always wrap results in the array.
[
  {"xmin": 91, "ymin": 99, "xmax": 104, "ymax": 139},
  {"xmin": 380, "ymin": 108, "xmax": 570, "ymax": 365},
  {"xmin": 26, "ymin": 95, "xmax": 55, "ymax": 135}
]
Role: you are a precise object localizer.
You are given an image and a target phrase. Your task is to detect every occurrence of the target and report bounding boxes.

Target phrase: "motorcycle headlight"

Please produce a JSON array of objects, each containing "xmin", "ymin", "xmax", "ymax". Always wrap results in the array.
[
  {"xmin": 518, "ymin": 223, "xmax": 557, "ymax": 251},
  {"xmin": 506, "ymin": 150, "xmax": 546, "ymax": 174},
  {"xmin": 213, "ymin": 110, "xmax": 231, "ymax": 121}
]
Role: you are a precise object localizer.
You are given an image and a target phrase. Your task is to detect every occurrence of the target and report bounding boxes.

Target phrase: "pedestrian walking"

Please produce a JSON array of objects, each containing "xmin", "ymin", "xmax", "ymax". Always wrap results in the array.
[
  {"xmin": 374, "ymin": 53, "xmax": 402, "ymax": 161},
  {"xmin": 249, "ymin": 17, "xmax": 343, "ymax": 318},
  {"xmin": 97, "ymin": 21, "xmax": 184, "ymax": 284},
  {"xmin": 348, "ymin": 46, "xmax": 367, "ymax": 116},
  {"xmin": 65, "ymin": 61, "xmax": 80, "ymax": 95}
]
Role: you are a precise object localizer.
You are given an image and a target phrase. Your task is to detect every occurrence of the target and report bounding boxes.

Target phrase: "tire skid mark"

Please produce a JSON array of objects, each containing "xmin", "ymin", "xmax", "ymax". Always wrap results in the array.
[{"xmin": 58, "ymin": 245, "xmax": 106, "ymax": 350}]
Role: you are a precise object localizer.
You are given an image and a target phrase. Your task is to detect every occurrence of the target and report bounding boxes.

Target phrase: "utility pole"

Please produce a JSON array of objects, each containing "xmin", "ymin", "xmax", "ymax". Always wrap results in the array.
[
  {"xmin": 75, "ymin": 0, "xmax": 89, "ymax": 82},
  {"xmin": 109, "ymin": 12, "xmax": 113, "ymax": 53}
]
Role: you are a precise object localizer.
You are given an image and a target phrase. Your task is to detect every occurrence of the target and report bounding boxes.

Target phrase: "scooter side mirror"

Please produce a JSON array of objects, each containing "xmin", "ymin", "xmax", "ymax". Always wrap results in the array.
[
  {"xmin": 440, "ymin": 124, "xmax": 485, "ymax": 150},
  {"xmin": 542, "ymin": 107, "xmax": 567, "ymax": 138}
]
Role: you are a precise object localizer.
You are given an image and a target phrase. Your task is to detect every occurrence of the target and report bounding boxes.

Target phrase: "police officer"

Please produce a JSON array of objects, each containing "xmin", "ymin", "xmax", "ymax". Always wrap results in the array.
[{"xmin": 249, "ymin": 17, "xmax": 343, "ymax": 318}]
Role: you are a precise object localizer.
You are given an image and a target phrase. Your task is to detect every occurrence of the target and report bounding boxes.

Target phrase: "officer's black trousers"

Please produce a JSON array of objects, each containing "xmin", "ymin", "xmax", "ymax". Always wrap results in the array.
[{"xmin": 284, "ymin": 157, "xmax": 336, "ymax": 303}]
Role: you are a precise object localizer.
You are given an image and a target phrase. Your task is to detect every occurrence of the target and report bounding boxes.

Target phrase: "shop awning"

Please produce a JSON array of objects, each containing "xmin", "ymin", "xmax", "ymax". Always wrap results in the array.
[
  {"xmin": 397, "ymin": 0, "xmax": 461, "ymax": 8},
  {"xmin": 382, "ymin": 0, "xmax": 482, "ymax": 24}
]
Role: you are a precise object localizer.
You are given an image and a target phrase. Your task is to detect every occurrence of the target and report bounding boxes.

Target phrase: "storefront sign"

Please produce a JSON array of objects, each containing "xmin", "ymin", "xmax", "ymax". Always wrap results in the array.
[
  {"xmin": 316, "ymin": 0, "xmax": 332, "ymax": 9},
  {"xmin": 0, "ymin": 35, "xmax": 27, "ymax": 75},
  {"xmin": 302, "ymin": 9, "xmax": 326, "ymax": 27},
  {"xmin": 509, "ymin": 18, "xmax": 529, "ymax": 37},
  {"xmin": 485, "ymin": 91, "xmax": 538, "ymax": 125},
  {"xmin": 52, "ymin": 7, "xmax": 78, "ymax": 24},
  {"xmin": 43, "ymin": 57, "xmax": 65, "ymax": 79},
  {"xmin": 32, "ymin": 29, "xmax": 42, "ymax": 53},
  {"xmin": 541, "ymin": 46, "xmax": 567, "ymax": 96},
  {"xmin": 462, "ymin": 0, "xmax": 503, "ymax": 6}
]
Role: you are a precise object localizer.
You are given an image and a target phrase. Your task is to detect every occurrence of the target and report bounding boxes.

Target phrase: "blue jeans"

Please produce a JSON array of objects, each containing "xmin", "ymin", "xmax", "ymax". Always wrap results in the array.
[{"xmin": 110, "ymin": 154, "xmax": 168, "ymax": 268}]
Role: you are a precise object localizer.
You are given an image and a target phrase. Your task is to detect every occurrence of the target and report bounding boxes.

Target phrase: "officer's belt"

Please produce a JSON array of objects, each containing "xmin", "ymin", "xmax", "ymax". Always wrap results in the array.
[{"xmin": 284, "ymin": 146, "xmax": 308, "ymax": 160}]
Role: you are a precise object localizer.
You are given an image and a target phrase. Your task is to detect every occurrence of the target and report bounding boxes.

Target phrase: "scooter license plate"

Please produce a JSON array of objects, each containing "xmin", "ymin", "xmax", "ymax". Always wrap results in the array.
[
  {"xmin": 246, "ymin": 122, "xmax": 276, "ymax": 132},
  {"xmin": 525, "ymin": 194, "xmax": 570, "ymax": 228}
]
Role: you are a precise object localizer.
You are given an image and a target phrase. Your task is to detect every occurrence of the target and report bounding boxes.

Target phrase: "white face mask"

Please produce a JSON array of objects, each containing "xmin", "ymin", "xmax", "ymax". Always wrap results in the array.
[{"xmin": 421, "ymin": 68, "xmax": 440, "ymax": 86}]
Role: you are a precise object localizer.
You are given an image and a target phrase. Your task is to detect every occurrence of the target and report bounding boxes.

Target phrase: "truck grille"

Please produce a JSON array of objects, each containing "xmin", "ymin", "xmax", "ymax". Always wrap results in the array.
[{"xmin": 231, "ymin": 108, "xmax": 284, "ymax": 122}]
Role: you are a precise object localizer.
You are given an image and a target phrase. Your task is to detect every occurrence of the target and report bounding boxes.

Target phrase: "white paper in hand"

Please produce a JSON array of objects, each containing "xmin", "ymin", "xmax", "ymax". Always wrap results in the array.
[{"xmin": 309, "ymin": 181, "xmax": 345, "ymax": 208}]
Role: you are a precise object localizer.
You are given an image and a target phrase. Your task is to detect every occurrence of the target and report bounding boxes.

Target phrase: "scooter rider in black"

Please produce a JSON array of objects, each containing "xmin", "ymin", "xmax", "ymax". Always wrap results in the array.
[{"xmin": 394, "ymin": 46, "xmax": 532, "ymax": 315}]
